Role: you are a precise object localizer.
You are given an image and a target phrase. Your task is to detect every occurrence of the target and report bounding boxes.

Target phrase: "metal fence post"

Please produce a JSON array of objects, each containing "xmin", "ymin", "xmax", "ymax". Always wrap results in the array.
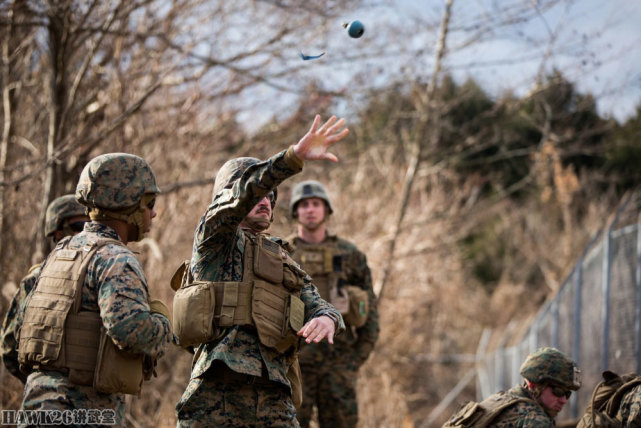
[
  {"xmin": 636, "ymin": 223, "xmax": 641, "ymax": 373},
  {"xmin": 572, "ymin": 261, "xmax": 583, "ymax": 418},
  {"xmin": 602, "ymin": 221, "xmax": 612, "ymax": 371}
]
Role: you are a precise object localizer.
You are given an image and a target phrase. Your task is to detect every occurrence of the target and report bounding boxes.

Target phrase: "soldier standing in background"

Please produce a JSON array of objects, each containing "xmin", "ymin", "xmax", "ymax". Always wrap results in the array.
[
  {"xmin": 18, "ymin": 153, "xmax": 174, "ymax": 426},
  {"xmin": 443, "ymin": 347, "xmax": 581, "ymax": 427},
  {"xmin": 174, "ymin": 115, "xmax": 348, "ymax": 427},
  {"xmin": 1, "ymin": 194, "xmax": 89, "ymax": 383},
  {"xmin": 287, "ymin": 180, "xmax": 379, "ymax": 428}
]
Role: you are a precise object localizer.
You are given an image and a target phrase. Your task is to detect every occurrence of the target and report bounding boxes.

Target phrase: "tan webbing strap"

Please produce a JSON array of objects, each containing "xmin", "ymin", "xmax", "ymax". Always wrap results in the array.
[
  {"xmin": 71, "ymin": 239, "xmax": 121, "ymax": 313},
  {"xmin": 324, "ymin": 248, "xmax": 334, "ymax": 273},
  {"xmin": 215, "ymin": 282, "xmax": 253, "ymax": 326},
  {"xmin": 242, "ymin": 233, "xmax": 255, "ymax": 281}
]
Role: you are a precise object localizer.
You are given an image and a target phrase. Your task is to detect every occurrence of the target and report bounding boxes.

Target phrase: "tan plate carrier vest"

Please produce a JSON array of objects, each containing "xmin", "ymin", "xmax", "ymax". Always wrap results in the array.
[
  {"xmin": 18, "ymin": 237, "xmax": 146, "ymax": 395},
  {"xmin": 442, "ymin": 391, "xmax": 538, "ymax": 428},
  {"xmin": 173, "ymin": 234, "xmax": 306, "ymax": 407},
  {"xmin": 173, "ymin": 234, "xmax": 306, "ymax": 351},
  {"xmin": 289, "ymin": 239, "xmax": 369, "ymax": 328}
]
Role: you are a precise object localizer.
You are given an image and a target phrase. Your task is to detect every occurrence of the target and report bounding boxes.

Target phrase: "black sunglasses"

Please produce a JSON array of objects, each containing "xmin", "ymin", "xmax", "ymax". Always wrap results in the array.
[
  {"xmin": 68, "ymin": 221, "xmax": 87, "ymax": 232},
  {"xmin": 550, "ymin": 386, "xmax": 571, "ymax": 399},
  {"xmin": 146, "ymin": 197, "xmax": 156, "ymax": 210}
]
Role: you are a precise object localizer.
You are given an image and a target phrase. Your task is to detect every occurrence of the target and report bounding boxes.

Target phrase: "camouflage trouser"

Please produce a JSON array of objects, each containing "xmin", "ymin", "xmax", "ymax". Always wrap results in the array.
[
  {"xmin": 297, "ymin": 361, "xmax": 358, "ymax": 428},
  {"xmin": 20, "ymin": 371, "xmax": 125, "ymax": 428},
  {"xmin": 176, "ymin": 370, "xmax": 299, "ymax": 428}
]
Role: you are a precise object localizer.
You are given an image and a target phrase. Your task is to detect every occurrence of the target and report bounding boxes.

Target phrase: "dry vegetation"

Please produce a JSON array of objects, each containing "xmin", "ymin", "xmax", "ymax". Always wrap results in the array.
[{"xmin": 1, "ymin": 0, "xmax": 637, "ymax": 427}]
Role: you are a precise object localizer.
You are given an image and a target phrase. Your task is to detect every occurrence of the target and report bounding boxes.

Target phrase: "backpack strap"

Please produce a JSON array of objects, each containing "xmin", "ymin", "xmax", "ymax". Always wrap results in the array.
[{"xmin": 605, "ymin": 376, "xmax": 641, "ymax": 417}]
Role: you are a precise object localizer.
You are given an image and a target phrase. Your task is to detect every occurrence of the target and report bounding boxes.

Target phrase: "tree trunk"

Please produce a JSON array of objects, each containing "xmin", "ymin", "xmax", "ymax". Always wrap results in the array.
[
  {"xmin": 34, "ymin": 3, "xmax": 70, "ymax": 262},
  {"xmin": 376, "ymin": 0, "xmax": 453, "ymax": 299}
]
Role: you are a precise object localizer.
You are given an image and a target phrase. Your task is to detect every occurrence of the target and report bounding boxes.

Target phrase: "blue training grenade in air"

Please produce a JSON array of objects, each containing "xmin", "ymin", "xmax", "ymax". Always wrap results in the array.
[{"xmin": 343, "ymin": 20, "xmax": 365, "ymax": 38}]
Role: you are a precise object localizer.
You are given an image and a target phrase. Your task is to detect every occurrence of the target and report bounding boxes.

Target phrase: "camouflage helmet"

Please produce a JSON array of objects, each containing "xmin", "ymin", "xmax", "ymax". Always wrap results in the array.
[
  {"xmin": 44, "ymin": 194, "xmax": 86, "ymax": 236},
  {"xmin": 212, "ymin": 157, "xmax": 277, "ymax": 205},
  {"xmin": 520, "ymin": 347, "xmax": 581, "ymax": 390},
  {"xmin": 76, "ymin": 153, "xmax": 160, "ymax": 210},
  {"xmin": 290, "ymin": 180, "xmax": 333, "ymax": 218}
]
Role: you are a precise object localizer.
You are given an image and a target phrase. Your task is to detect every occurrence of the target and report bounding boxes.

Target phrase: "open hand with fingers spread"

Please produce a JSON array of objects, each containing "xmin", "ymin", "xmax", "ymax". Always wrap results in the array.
[
  {"xmin": 297, "ymin": 315, "xmax": 336, "ymax": 344},
  {"xmin": 293, "ymin": 115, "xmax": 349, "ymax": 163}
]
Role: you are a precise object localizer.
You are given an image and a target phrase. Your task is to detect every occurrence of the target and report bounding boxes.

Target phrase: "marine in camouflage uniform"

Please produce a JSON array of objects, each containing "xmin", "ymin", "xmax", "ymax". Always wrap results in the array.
[
  {"xmin": 287, "ymin": 180, "xmax": 379, "ymax": 428},
  {"xmin": 175, "ymin": 115, "xmax": 350, "ymax": 428},
  {"xmin": 1, "ymin": 194, "xmax": 88, "ymax": 383},
  {"xmin": 473, "ymin": 347, "xmax": 581, "ymax": 427},
  {"xmin": 19, "ymin": 154, "xmax": 174, "ymax": 427}
]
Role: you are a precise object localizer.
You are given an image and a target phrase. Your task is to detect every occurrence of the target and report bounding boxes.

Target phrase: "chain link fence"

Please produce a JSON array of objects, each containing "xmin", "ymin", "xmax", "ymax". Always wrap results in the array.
[{"xmin": 476, "ymin": 192, "xmax": 641, "ymax": 420}]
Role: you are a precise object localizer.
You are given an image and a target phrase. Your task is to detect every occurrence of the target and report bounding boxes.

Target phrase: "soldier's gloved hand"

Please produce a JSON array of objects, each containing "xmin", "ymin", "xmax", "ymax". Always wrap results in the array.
[{"xmin": 149, "ymin": 299, "xmax": 172, "ymax": 327}]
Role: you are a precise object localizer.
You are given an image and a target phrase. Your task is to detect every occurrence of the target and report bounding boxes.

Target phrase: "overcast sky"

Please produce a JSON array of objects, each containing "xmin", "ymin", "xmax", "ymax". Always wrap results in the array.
[
  {"xmin": 234, "ymin": 1, "xmax": 641, "ymax": 129},
  {"xmin": 387, "ymin": 0, "xmax": 641, "ymax": 122}
]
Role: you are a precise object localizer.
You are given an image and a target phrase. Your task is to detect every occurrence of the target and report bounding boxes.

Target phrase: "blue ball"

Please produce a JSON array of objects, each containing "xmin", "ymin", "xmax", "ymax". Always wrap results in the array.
[{"xmin": 346, "ymin": 20, "xmax": 365, "ymax": 38}]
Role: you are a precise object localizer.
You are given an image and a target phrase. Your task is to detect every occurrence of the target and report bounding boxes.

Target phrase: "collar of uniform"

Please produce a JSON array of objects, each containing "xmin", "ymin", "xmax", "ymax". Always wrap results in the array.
[
  {"xmin": 292, "ymin": 231, "xmax": 337, "ymax": 246},
  {"xmin": 84, "ymin": 222, "xmax": 121, "ymax": 240}
]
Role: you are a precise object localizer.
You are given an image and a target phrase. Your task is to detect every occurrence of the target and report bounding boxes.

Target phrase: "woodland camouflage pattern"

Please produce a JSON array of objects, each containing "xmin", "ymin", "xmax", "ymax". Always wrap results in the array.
[
  {"xmin": 76, "ymin": 153, "xmax": 160, "ymax": 210},
  {"xmin": 44, "ymin": 194, "xmax": 86, "ymax": 236},
  {"xmin": 616, "ymin": 383, "xmax": 641, "ymax": 427},
  {"xmin": 176, "ymin": 148, "xmax": 345, "ymax": 427},
  {"xmin": 520, "ymin": 347, "xmax": 581, "ymax": 390},
  {"xmin": 288, "ymin": 234, "xmax": 379, "ymax": 428},
  {"xmin": 20, "ymin": 223, "xmax": 173, "ymax": 425},
  {"xmin": 485, "ymin": 384, "xmax": 557, "ymax": 427}
]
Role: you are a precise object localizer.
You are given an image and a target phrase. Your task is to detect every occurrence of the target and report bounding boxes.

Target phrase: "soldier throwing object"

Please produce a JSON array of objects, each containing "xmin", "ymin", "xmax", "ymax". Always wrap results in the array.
[{"xmin": 174, "ymin": 115, "xmax": 349, "ymax": 427}]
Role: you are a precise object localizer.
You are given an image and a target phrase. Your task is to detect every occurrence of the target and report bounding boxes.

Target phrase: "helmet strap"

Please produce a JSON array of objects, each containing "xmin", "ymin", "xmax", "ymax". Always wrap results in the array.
[{"xmin": 88, "ymin": 201, "xmax": 148, "ymax": 242}]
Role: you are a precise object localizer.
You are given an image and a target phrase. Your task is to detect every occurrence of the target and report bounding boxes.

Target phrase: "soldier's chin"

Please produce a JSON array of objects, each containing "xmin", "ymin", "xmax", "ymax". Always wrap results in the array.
[
  {"xmin": 545, "ymin": 408, "xmax": 560, "ymax": 418},
  {"xmin": 244, "ymin": 217, "xmax": 271, "ymax": 232}
]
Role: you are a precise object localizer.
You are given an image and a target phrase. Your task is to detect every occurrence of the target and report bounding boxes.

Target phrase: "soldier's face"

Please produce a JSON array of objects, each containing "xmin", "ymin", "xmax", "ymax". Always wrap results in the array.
[
  {"xmin": 539, "ymin": 384, "xmax": 569, "ymax": 417},
  {"xmin": 296, "ymin": 198, "xmax": 326, "ymax": 230},
  {"xmin": 242, "ymin": 195, "xmax": 272, "ymax": 231},
  {"xmin": 142, "ymin": 201, "xmax": 157, "ymax": 233}
]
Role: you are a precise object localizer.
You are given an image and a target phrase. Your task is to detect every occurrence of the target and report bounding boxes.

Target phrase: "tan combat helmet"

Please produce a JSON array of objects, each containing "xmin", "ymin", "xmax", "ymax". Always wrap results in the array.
[{"xmin": 289, "ymin": 180, "xmax": 334, "ymax": 218}]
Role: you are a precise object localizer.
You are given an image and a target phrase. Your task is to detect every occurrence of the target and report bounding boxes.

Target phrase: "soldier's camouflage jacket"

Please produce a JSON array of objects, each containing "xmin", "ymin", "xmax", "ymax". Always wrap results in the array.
[
  {"xmin": 20, "ymin": 223, "xmax": 173, "ymax": 421},
  {"xmin": 617, "ymin": 383, "xmax": 641, "ymax": 426},
  {"xmin": 490, "ymin": 384, "xmax": 557, "ymax": 427},
  {"xmin": 179, "ymin": 148, "xmax": 345, "ymax": 403},
  {"xmin": 1, "ymin": 263, "xmax": 41, "ymax": 383},
  {"xmin": 288, "ymin": 233, "xmax": 379, "ymax": 366}
]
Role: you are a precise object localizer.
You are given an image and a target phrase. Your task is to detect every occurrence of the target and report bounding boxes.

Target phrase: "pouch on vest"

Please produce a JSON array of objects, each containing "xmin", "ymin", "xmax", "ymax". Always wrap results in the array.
[
  {"xmin": 252, "ymin": 279, "xmax": 305, "ymax": 353},
  {"xmin": 64, "ymin": 311, "xmax": 102, "ymax": 386},
  {"xmin": 283, "ymin": 258, "xmax": 306, "ymax": 292},
  {"xmin": 330, "ymin": 285, "xmax": 369, "ymax": 328},
  {"xmin": 287, "ymin": 356, "xmax": 303, "ymax": 409},
  {"xmin": 93, "ymin": 328, "xmax": 144, "ymax": 395},
  {"xmin": 254, "ymin": 235, "xmax": 284, "ymax": 283},
  {"xmin": 173, "ymin": 279, "xmax": 217, "ymax": 347}
]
